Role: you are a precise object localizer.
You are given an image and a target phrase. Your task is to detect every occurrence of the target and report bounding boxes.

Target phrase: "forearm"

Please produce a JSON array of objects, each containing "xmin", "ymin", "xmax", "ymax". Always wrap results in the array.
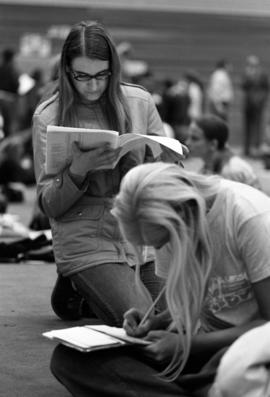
[
  {"xmin": 190, "ymin": 319, "xmax": 266, "ymax": 356},
  {"xmin": 38, "ymin": 168, "xmax": 88, "ymax": 218}
]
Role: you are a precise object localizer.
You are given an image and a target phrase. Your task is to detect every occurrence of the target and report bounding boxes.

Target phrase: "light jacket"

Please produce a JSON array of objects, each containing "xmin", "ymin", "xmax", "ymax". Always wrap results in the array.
[{"xmin": 32, "ymin": 83, "xmax": 164, "ymax": 276}]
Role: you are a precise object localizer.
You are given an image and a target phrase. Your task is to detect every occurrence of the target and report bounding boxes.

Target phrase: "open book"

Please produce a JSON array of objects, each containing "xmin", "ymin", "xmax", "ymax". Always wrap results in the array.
[
  {"xmin": 45, "ymin": 125, "xmax": 184, "ymax": 175},
  {"xmin": 43, "ymin": 324, "xmax": 150, "ymax": 353}
]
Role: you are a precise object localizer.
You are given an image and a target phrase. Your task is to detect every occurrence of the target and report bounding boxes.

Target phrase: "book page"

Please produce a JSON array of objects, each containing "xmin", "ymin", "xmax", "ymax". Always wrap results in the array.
[
  {"xmin": 45, "ymin": 127, "xmax": 184, "ymax": 175},
  {"xmin": 108, "ymin": 133, "xmax": 183, "ymax": 169},
  {"xmin": 87, "ymin": 325, "xmax": 151, "ymax": 346},
  {"xmin": 43, "ymin": 326, "xmax": 124, "ymax": 352},
  {"xmin": 117, "ymin": 133, "xmax": 162, "ymax": 160},
  {"xmin": 45, "ymin": 126, "xmax": 119, "ymax": 175},
  {"xmin": 142, "ymin": 135, "xmax": 183, "ymax": 155}
]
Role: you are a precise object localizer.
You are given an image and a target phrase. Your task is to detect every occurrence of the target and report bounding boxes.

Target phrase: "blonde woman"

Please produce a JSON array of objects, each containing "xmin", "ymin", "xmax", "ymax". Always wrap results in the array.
[{"xmin": 51, "ymin": 162, "xmax": 270, "ymax": 396}]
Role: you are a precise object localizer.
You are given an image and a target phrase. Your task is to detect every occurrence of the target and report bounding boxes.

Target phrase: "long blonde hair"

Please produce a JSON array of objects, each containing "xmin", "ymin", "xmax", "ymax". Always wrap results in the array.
[{"xmin": 112, "ymin": 162, "xmax": 221, "ymax": 379}]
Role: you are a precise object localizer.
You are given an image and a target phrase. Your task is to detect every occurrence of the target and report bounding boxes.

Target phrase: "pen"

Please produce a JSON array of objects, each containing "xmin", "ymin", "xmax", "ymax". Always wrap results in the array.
[{"xmin": 138, "ymin": 285, "xmax": 166, "ymax": 327}]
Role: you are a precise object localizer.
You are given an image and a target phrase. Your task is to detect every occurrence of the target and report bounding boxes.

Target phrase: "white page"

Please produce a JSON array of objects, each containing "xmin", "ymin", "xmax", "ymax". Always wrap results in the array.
[
  {"xmin": 43, "ymin": 326, "xmax": 124, "ymax": 350},
  {"xmin": 87, "ymin": 325, "xmax": 151, "ymax": 345},
  {"xmin": 141, "ymin": 134, "xmax": 183, "ymax": 155}
]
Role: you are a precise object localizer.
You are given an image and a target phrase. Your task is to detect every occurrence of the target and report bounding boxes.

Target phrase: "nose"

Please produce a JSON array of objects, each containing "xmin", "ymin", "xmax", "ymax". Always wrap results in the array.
[{"xmin": 87, "ymin": 78, "xmax": 98, "ymax": 90}]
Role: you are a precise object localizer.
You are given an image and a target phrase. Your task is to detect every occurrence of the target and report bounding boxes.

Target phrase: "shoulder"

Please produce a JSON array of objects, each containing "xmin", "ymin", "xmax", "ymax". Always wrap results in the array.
[
  {"xmin": 33, "ymin": 92, "xmax": 59, "ymax": 124},
  {"xmin": 121, "ymin": 82, "xmax": 152, "ymax": 102},
  {"xmin": 220, "ymin": 179, "xmax": 270, "ymax": 215},
  {"xmin": 222, "ymin": 156, "xmax": 260, "ymax": 186},
  {"xmin": 225, "ymin": 156, "xmax": 254, "ymax": 172}
]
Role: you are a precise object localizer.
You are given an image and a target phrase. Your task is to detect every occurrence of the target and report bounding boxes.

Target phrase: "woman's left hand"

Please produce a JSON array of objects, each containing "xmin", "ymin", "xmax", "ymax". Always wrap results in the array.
[{"xmin": 142, "ymin": 330, "xmax": 180, "ymax": 364}]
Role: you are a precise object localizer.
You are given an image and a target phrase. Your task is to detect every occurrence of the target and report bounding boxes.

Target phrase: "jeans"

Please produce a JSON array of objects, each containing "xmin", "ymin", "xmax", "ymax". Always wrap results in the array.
[
  {"xmin": 70, "ymin": 261, "xmax": 165, "ymax": 327},
  {"xmin": 50, "ymin": 344, "xmax": 225, "ymax": 397}
]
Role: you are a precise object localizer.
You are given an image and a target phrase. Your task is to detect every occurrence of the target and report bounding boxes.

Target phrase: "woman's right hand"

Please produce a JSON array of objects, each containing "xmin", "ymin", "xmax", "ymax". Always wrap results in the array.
[
  {"xmin": 123, "ymin": 308, "xmax": 155, "ymax": 338},
  {"xmin": 123, "ymin": 308, "xmax": 160, "ymax": 338},
  {"xmin": 69, "ymin": 141, "xmax": 120, "ymax": 176}
]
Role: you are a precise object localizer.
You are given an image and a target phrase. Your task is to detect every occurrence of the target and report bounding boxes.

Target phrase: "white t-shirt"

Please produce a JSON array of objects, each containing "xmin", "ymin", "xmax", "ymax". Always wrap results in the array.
[
  {"xmin": 208, "ymin": 69, "xmax": 234, "ymax": 104},
  {"xmin": 201, "ymin": 179, "xmax": 270, "ymax": 331},
  {"xmin": 155, "ymin": 179, "xmax": 270, "ymax": 331}
]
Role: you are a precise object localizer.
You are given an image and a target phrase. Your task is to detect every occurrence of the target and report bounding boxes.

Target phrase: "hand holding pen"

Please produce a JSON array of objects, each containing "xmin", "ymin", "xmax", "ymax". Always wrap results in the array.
[{"xmin": 123, "ymin": 286, "xmax": 166, "ymax": 337}]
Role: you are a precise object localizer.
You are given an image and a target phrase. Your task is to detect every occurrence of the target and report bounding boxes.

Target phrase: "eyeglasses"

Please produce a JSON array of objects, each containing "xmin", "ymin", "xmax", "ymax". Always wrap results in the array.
[{"xmin": 70, "ymin": 69, "xmax": 111, "ymax": 82}]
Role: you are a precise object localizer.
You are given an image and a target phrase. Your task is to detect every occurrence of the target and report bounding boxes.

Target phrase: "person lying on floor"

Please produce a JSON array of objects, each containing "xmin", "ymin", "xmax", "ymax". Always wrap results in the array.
[{"xmin": 50, "ymin": 162, "xmax": 270, "ymax": 397}]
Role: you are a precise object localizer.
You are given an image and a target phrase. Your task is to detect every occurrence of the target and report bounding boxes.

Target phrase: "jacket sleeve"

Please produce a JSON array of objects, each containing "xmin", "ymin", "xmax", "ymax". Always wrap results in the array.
[
  {"xmin": 146, "ymin": 92, "xmax": 165, "ymax": 136},
  {"xmin": 120, "ymin": 92, "xmax": 165, "ymax": 177},
  {"xmin": 32, "ymin": 113, "xmax": 88, "ymax": 219}
]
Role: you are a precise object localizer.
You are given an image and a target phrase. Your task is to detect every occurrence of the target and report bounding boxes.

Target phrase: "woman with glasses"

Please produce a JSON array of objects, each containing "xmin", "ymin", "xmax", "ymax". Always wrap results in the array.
[{"xmin": 32, "ymin": 20, "xmax": 169, "ymax": 325}]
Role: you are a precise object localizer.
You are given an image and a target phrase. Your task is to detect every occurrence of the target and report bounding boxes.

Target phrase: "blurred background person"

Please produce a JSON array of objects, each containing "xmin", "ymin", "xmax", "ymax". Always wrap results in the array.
[
  {"xmin": 207, "ymin": 59, "xmax": 234, "ymax": 122},
  {"xmin": 136, "ymin": 70, "xmax": 175, "ymax": 138},
  {"xmin": 186, "ymin": 114, "xmax": 261, "ymax": 189},
  {"xmin": 0, "ymin": 48, "xmax": 20, "ymax": 137},
  {"xmin": 162, "ymin": 76, "xmax": 190, "ymax": 143},
  {"xmin": 242, "ymin": 54, "xmax": 269, "ymax": 157},
  {"xmin": 117, "ymin": 41, "xmax": 149, "ymax": 84},
  {"xmin": 184, "ymin": 69, "xmax": 205, "ymax": 121},
  {"xmin": 17, "ymin": 68, "xmax": 44, "ymax": 131}
]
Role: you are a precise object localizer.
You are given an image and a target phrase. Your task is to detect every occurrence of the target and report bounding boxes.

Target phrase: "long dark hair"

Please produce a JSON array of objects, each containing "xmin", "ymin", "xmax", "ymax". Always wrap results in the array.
[{"xmin": 57, "ymin": 20, "xmax": 131, "ymax": 132}]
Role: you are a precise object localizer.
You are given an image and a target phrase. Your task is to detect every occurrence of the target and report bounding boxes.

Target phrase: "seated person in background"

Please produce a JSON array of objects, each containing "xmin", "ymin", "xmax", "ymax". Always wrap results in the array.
[
  {"xmin": 186, "ymin": 114, "xmax": 261, "ymax": 189},
  {"xmin": 51, "ymin": 162, "xmax": 270, "ymax": 397}
]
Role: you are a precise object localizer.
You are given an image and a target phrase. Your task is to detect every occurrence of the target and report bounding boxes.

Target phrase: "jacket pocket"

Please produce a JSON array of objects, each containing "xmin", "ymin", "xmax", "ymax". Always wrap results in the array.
[{"xmin": 54, "ymin": 204, "xmax": 104, "ymax": 260}]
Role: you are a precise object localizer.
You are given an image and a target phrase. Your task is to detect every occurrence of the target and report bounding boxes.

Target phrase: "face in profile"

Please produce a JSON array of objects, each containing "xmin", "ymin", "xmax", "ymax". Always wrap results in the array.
[
  {"xmin": 186, "ymin": 122, "xmax": 212, "ymax": 160},
  {"xmin": 70, "ymin": 56, "xmax": 110, "ymax": 102}
]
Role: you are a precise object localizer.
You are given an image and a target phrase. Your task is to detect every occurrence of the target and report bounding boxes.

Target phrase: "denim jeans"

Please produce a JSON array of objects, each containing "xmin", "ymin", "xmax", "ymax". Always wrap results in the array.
[
  {"xmin": 51, "ymin": 344, "xmax": 225, "ymax": 397},
  {"xmin": 51, "ymin": 345, "xmax": 187, "ymax": 397},
  {"xmin": 70, "ymin": 261, "xmax": 165, "ymax": 327}
]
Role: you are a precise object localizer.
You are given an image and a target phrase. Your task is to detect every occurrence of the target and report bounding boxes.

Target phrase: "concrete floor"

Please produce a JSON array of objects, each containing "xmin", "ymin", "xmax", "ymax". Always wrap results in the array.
[
  {"xmin": 0, "ymin": 188, "xmax": 97, "ymax": 397},
  {"xmin": 0, "ymin": 156, "xmax": 269, "ymax": 397}
]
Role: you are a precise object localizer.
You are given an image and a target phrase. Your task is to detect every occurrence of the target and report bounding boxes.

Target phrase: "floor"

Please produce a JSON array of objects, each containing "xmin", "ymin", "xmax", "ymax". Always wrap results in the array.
[{"xmin": 0, "ymin": 187, "xmax": 98, "ymax": 397}]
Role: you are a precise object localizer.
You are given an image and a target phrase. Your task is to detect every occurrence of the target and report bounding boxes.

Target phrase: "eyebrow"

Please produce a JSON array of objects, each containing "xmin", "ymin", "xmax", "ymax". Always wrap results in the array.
[{"xmin": 73, "ymin": 69, "xmax": 109, "ymax": 75}]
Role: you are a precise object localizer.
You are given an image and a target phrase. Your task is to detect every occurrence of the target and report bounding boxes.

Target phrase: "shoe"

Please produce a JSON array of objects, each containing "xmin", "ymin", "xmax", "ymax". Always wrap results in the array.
[{"xmin": 51, "ymin": 275, "xmax": 85, "ymax": 321}]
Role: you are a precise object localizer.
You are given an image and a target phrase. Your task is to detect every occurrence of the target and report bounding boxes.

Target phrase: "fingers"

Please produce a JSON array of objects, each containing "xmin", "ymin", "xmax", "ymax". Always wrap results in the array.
[
  {"xmin": 71, "ymin": 142, "xmax": 120, "ymax": 171},
  {"xmin": 123, "ymin": 308, "xmax": 142, "ymax": 334},
  {"xmin": 97, "ymin": 147, "xmax": 120, "ymax": 168},
  {"xmin": 123, "ymin": 309, "xmax": 153, "ymax": 337},
  {"xmin": 144, "ymin": 330, "xmax": 164, "ymax": 342}
]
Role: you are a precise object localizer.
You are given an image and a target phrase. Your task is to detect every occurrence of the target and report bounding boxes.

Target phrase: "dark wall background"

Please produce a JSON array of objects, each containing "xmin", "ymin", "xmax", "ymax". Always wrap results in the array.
[{"xmin": 1, "ymin": 3, "xmax": 270, "ymax": 146}]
